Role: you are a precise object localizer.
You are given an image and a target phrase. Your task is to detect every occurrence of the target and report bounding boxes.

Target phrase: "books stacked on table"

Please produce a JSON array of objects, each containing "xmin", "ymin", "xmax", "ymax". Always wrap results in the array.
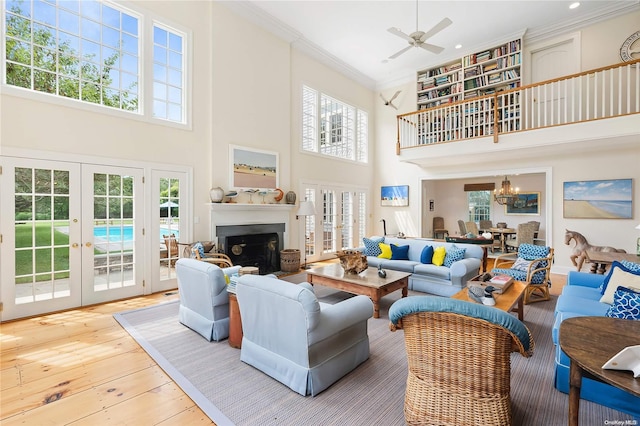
[
  {"xmin": 227, "ymin": 273, "xmax": 239, "ymax": 294},
  {"xmin": 489, "ymin": 274, "xmax": 514, "ymax": 293}
]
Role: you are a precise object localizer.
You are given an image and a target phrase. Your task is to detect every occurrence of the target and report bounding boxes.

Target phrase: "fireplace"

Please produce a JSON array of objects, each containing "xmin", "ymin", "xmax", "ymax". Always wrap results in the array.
[{"xmin": 216, "ymin": 223, "xmax": 285, "ymax": 274}]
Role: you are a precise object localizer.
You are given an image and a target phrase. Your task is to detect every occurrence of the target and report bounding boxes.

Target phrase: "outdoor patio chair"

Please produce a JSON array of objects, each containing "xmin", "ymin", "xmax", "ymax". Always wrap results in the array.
[{"xmin": 389, "ymin": 296, "xmax": 534, "ymax": 425}]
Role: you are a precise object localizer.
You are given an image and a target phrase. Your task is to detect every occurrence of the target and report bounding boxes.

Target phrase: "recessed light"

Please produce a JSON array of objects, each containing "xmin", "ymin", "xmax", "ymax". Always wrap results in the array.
[
  {"xmin": 569, "ymin": 2, "xmax": 580, "ymax": 9},
  {"xmin": 455, "ymin": 44, "xmax": 462, "ymax": 49}
]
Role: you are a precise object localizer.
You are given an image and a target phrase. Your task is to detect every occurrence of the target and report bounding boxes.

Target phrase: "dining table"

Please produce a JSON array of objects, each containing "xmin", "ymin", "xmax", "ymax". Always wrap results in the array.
[{"xmin": 489, "ymin": 227, "xmax": 517, "ymax": 253}]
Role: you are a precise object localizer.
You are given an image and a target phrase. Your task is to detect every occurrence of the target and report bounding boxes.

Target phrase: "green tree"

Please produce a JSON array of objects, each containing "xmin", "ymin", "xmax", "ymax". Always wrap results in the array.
[{"xmin": 4, "ymin": 1, "xmax": 138, "ymax": 110}]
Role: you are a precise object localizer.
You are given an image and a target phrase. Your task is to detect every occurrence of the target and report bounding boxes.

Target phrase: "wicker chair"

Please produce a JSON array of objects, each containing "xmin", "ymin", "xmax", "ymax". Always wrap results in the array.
[
  {"xmin": 505, "ymin": 222, "xmax": 536, "ymax": 252},
  {"xmin": 492, "ymin": 243, "xmax": 554, "ymax": 304},
  {"xmin": 191, "ymin": 245, "xmax": 234, "ymax": 268},
  {"xmin": 389, "ymin": 297, "xmax": 534, "ymax": 426},
  {"xmin": 162, "ymin": 234, "xmax": 179, "ymax": 267}
]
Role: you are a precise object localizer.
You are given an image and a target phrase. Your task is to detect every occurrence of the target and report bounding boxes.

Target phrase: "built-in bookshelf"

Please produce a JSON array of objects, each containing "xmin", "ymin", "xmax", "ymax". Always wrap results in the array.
[
  {"xmin": 415, "ymin": 37, "xmax": 522, "ymax": 143},
  {"xmin": 417, "ymin": 38, "xmax": 521, "ymax": 110}
]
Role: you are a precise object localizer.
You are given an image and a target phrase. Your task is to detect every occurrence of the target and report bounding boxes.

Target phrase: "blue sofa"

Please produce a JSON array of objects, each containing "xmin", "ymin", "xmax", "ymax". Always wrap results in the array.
[
  {"xmin": 357, "ymin": 236, "xmax": 484, "ymax": 297},
  {"xmin": 552, "ymin": 269, "xmax": 640, "ymax": 417}
]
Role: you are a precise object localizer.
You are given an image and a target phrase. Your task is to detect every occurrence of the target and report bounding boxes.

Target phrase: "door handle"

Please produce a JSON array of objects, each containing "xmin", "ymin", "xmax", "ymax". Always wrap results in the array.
[
  {"xmin": 72, "ymin": 243, "xmax": 79, "ymax": 248},
  {"xmin": 85, "ymin": 242, "xmax": 92, "ymax": 247}
]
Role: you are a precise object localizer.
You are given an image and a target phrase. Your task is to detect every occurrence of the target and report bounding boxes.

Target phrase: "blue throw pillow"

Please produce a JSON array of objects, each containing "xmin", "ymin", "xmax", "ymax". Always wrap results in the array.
[
  {"xmin": 605, "ymin": 286, "xmax": 640, "ymax": 320},
  {"xmin": 444, "ymin": 245, "xmax": 466, "ymax": 267},
  {"xmin": 601, "ymin": 261, "xmax": 640, "ymax": 295},
  {"xmin": 420, "ymin": 245, "xmax": 434, "ymax": 264},
  {"xmin": 193, "ymin": 242, "xmax": 205, "ymax": 258},
  {"xmin": 363, "ymin": 237, "xmax": 384, "ymax": 256},
  {"xmin": 620, "ymin": 259, "xmax": 640, "ymax": 273},
  {"xmin": 391, "ymin": 244, "xmax": 410, "ymax": 260}
]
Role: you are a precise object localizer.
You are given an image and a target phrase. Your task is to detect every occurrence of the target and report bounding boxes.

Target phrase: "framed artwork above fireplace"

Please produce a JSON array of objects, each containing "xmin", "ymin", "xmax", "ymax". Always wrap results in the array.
[{"xmin": 230, "ymin": 145, "xmax": 279, "ymax": 190}]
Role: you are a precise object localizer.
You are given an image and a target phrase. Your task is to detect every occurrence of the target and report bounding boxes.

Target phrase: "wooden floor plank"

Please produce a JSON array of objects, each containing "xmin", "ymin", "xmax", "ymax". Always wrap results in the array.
[{"xmin": 0, "ymin": 366, "xmax": 175, "ymax": 426}]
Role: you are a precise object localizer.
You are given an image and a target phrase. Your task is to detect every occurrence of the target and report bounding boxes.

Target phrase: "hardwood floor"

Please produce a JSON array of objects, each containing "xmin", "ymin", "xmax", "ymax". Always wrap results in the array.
[{"xmin": 1, "ymin": 271, "xmax": 567, "ymax": 425}]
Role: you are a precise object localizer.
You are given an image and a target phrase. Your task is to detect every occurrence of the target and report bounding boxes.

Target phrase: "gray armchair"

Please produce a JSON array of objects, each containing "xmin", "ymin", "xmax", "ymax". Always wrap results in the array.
[
  {"xmin": 236, "ymin": 274, "xmax": 374, "ymax": 396},
  {"xmin": 176, "ymin": 258, "xmax": 241, "ymax": 341}
]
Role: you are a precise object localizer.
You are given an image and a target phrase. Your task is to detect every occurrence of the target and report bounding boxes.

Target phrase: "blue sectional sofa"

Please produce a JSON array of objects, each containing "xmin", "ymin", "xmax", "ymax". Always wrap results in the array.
[
  {"xmin": 552, "ymin": 264, "xmax": 640, "ymax": 418},
  {"xmin": 356, "ymin": 236, "xmax": 484, "ymax": 297}
]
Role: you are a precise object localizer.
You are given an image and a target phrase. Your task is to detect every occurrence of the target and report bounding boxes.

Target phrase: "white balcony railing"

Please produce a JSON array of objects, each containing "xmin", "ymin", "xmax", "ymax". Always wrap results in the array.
[{"xmin": 396, "ymin": 59, "xmax": 640, "ymax": 153}]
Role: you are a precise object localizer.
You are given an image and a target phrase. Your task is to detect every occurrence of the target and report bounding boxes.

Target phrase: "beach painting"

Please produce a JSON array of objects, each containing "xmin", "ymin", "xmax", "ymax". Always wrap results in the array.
[
  {"xmin": 230, "ymin": 145, "xmax": 279, "ymax": 189},
  {"xmin": 381, "ymin": 185, "xmax": 409, "ymax": 206},
  {"xmin": 563, "ymin": 179, "xmax": 632, "ymax": 219}
]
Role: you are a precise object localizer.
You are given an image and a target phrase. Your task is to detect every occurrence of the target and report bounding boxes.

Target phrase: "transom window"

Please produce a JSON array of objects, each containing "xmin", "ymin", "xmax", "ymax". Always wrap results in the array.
[
  {"xmin": 3, "ymin": 0, "xmax": 187, "ymax": 124},
  {"xmin": 302, "ymin": 85, "xmax": 368, "ymax": 163}
]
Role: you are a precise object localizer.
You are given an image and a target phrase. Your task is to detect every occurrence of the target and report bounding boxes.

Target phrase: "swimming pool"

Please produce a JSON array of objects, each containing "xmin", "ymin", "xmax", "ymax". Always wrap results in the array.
[{"xmin": 94, "ymin": 225, "xmax": 180, "ymax": 241}]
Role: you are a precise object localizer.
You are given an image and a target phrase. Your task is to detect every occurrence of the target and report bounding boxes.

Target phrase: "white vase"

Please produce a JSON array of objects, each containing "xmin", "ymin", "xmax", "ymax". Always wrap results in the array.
[
  {"xmin": 209, "ymin": 187, "xmax": 224, "ymax": 203},
  {"xmin": 482, "ymin": 232, "xmax": 493, "ymax": 239}
]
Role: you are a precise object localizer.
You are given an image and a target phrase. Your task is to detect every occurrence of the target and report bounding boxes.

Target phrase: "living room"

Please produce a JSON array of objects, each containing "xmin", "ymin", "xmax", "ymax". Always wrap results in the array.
[{"xmin": 1, "ymin": 0, "xmax": 639, "ymax": 422}]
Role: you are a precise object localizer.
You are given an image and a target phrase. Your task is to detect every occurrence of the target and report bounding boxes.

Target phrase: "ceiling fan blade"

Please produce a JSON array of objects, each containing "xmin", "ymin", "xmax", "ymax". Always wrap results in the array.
[
  {"xmin": 387, "ymin": 27, "xmax": 414, "ymax": 43},
  {"xmin": 419, "ymin": 17, "xmax": 453, "ymax": 42},
  {"xmin": 389, "ymin": 45, "xmax": 413, "ymax": 59},
  {"xmin": 379, "ymin": 93, "xmax": 388, "ymax": 102},
  {"xmin": 390, "ymin": 103, "xmax": 398, "ymax": 110},
  {"xmin": 419, "ymin": 43, "xmax": 445, "ymax": 54},
  {"xmin": 389, "ymin": 90, "xmax": 401, "ymax": 102}
]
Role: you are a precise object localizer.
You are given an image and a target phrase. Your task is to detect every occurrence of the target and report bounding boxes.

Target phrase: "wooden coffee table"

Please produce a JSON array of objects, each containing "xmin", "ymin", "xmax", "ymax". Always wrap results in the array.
[
  {"xmin": 451, "ymin": 280, "xmax": 527, "ymax": 320},
  {"xmin": 306, "ymin": 263, "xmax": 410, "ymax": 318},
  {"xmin": 559, "ymin": 316, "xmax": 640, "ymax": 426}
]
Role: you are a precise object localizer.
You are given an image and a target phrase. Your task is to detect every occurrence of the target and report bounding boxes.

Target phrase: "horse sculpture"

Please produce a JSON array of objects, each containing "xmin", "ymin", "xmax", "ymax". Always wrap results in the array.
[{"xmin": 564, "ymin": 229, "xmax": 626, "ymax": 271}]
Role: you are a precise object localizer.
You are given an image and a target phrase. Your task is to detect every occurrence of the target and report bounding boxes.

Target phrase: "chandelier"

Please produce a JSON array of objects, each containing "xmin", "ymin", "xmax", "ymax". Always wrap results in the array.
[{"xmin": 494, "ymin": 176, "xmax": 519, "ymax": 206}]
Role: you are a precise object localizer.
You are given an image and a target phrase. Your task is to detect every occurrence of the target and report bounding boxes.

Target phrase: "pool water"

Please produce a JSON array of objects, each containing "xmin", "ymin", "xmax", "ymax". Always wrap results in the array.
[{"xmin": 94, "ymin": 225, "xmax": 179, "ymax": 241}]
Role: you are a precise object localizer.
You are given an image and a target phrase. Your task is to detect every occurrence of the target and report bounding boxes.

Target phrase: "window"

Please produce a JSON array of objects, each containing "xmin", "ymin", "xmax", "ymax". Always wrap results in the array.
[
  {"xmin": 152, "ymin": 24, "xmax": 183, "ymax": 122},
  {"xmin": 467, "ymin": 190, "xmax": 491, "ymax": 222},
  {"xmin": 302, "ymin": 85, "xmax": 368, "ymax": 163},
  {"xmin": 3, "ymin": 0, "xmax": 187, "ymax": 124}
]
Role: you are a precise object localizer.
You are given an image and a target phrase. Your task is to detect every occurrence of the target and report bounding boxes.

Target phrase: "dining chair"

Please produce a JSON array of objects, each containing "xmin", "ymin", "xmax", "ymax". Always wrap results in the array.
[
  {"xmin": 479, "ymin": 220, "xmax": 493, "ymax": 232},
  {"xmin": 433, "ymin": 217, "xmax": 448, "ymax": 239},
  {"xmin": 465, "ymin": 221, "xmax": 479, "ymax": 236},
  {"xmin": 505, "ymin": 222, "xmax": 536, "ymax": 252},
  {"xmin": 457, "ymin": 220, "xmax": 467, "ymax": 235}
]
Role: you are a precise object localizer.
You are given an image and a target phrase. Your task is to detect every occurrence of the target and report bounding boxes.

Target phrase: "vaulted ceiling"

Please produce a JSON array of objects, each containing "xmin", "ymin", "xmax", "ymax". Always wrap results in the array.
[{"xmin": 224, "ymin": 1, "xmax": 638, "ymax": 89}]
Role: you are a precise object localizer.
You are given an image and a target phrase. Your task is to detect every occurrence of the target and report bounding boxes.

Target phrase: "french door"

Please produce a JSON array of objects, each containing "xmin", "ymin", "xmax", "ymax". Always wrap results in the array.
[
  {"xmin": 0, "ymin": 158, "xmax": 144, "ymax": 320},
  {"xmin": 80, "ymin": 165, "xmax": 144, "ymax": 305},
  {"xmin": 300, "ymin": 183, "xmax": 367, "ymax": 262},
  {"xmin": 150, "ymin": 170, "xmax": 188, "ymax": 292}
]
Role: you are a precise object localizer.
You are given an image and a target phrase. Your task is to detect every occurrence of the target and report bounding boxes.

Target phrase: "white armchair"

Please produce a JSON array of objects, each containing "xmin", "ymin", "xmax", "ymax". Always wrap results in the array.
[
  {"xmin": 236, "ymin": 274, "xmax": 374, "ymax": 396},
  {"xmin": 176, "ymin": 258, "xmax": 241, "ymax": 341}
]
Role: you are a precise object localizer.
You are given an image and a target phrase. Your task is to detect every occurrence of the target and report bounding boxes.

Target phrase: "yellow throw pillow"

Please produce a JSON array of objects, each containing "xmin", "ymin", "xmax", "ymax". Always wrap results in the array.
[
  {"xmin": 378, "ymin": 242, "xmax": 392, "ymax": 259},
  {"xmin": 432, "ymin": 246, "xmax": 446, "ymax": 266}
]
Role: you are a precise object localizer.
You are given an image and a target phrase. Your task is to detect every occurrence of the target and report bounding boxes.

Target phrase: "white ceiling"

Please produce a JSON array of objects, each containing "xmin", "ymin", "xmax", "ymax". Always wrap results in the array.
[{"xmin": 225, "ymin": 0, "xmax": 638, "ymax": 89}]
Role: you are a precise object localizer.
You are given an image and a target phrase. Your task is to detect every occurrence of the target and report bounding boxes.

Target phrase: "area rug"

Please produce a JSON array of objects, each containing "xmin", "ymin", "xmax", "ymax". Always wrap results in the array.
[{"xmin": 114, "ymin": 285, "xmax": 633, "ymax": 426}]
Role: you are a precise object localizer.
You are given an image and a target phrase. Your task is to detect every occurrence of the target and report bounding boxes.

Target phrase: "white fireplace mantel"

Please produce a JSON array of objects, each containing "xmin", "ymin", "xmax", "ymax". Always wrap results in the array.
[{"xmin": 208, "ymin": 203, "xmax": 295, "ymax": 248}]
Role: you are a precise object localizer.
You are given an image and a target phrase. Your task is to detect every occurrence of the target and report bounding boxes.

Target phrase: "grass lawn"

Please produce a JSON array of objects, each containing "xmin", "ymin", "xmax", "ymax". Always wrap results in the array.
[{"xmin": 15, "ymin": 222, "xmax": 70, "ymax": 283}]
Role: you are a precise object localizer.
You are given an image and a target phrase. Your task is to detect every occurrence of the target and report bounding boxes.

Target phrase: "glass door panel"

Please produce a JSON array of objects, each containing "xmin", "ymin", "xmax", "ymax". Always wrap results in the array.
[
  {"xmin": 0, "ymin": 158, "xmax": 81, "ymax": 320},
  {"xmin": 152, "ymin": 170, "xmax": 187, "ymax": 292},
  {"xmin": 81, "ymin": 165, "xmax": 143, "ymax": 305}
]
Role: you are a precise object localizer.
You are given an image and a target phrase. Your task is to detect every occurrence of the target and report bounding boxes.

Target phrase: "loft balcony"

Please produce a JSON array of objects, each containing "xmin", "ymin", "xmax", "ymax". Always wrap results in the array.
[{"xmin": 396, "ymin": 60, "xmax": 640, "ymax": 168}]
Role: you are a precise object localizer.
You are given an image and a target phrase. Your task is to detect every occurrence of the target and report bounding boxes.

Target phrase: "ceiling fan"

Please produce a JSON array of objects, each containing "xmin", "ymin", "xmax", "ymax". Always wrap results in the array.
[
  {"xmin": 380, "ymin": 90, "xmax": 401, "ymax": 110},
  {"xmin": 387, "ymin": 0, "xmax": 452, "ymax": 60}
]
